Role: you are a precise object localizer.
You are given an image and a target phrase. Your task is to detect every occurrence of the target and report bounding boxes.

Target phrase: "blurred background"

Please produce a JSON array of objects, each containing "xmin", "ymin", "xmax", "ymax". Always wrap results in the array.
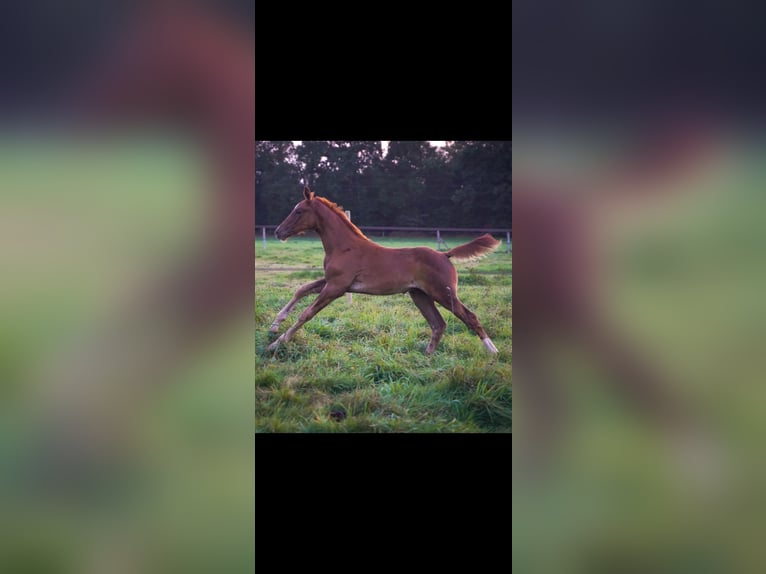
[
  {"xmin": 0, "ymin": 1, "xmax": 253, "ymax": 572},
  {"xmin": 513, "ymin": 1, "xmax": 766, "ymax": 573}
]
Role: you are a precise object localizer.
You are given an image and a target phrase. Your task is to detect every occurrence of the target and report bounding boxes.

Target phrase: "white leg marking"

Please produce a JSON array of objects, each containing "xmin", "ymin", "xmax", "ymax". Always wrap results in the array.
[{"xmin": 482, "ymin": 337, "xmax": 498, "ymax": 353}]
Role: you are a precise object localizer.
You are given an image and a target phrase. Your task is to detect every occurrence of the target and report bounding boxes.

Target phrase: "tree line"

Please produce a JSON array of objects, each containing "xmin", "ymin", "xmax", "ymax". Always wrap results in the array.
[{"xmin": 255, "ymin": 141, "xmax": 512, "ymax": 228}]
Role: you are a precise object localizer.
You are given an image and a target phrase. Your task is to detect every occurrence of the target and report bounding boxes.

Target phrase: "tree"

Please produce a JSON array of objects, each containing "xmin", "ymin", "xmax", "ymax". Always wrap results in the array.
[
  {"xmin": 256, "ymin": 140, "xmax": 512, "ymax": 229},
  {"xmin": 446, "ymin": 141, "xmax": 512, "ymax": 227},
  {"xmin": 294, "ymin": 141, "xmax": 385, "ymax": 224},
  {"xmin": 255, "ymin": 141, "xmax": 300, "ymax": 225},
  {"xmin": 378, "ymin": 141, "xmax": 433, "ymax": 226}
]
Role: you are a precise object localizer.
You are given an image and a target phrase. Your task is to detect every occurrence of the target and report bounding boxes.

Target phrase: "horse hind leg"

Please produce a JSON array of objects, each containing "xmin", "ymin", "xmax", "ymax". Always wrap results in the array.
[
  {"xmin": 408, "ymin": 289, "xmax": 446, "ymax": 355},
  {"xmin": 269, "ymin": 278, "xmax": 326, "ymax": 333},
  {"xmin": 434, "ymin": 287, "xmax": 498, "ymax": 354}
]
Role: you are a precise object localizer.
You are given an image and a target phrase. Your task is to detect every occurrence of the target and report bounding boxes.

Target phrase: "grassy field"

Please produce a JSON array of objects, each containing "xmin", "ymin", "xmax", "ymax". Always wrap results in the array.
[{"xmin": 255, "ymin": 235, "xmax": 512, "ymax": 432}]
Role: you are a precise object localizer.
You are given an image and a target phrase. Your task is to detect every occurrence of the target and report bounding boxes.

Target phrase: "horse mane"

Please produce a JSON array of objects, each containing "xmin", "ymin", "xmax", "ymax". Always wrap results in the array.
[{"xmin": 315, "ymin": 196, "xmax": 370, "ymax": 241}]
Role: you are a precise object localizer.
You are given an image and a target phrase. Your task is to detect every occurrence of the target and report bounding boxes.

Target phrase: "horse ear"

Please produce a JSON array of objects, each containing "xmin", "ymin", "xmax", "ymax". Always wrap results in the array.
[{"xmin": 303, "ymin": 186, "xmax": 314, "ymax": 201}]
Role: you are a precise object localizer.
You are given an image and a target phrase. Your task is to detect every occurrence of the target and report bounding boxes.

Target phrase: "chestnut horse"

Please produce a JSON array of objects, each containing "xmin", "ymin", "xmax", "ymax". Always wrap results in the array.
[{"xmin": 267, "ymin": 186, "xmax": 501, "ymax": 354}]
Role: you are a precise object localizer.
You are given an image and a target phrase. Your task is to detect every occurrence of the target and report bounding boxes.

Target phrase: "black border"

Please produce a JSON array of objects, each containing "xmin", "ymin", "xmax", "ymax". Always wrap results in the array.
[{"xmin": 255, "ymin": 3, "xmax": 511, "ymax": 141}]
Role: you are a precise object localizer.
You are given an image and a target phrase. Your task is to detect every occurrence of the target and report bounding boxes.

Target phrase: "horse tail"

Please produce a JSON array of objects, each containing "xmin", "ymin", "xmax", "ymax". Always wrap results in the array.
[{"xmin": 444, "ymin": 234, "xmax": 502, "ymax": 262}]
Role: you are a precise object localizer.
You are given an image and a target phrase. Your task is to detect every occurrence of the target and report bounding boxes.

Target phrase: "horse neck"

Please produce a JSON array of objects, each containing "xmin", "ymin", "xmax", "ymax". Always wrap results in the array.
[{"xmin": 314, "ymin": 203, "xmax": 361, "ymax": 256}]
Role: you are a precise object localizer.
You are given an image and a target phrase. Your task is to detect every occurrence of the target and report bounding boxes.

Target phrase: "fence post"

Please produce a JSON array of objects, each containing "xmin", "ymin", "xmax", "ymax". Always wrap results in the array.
[
  {"xmin": 262, "ymin": 227, "xmax": 267, "ymax": 250},
  {"xmin": 436, "ymin": 229, "xmax": 441, "ymax": 251},
  {"xmin": 506, "ymin": 231, "xmax": 511, "ymax": 254},
  {"xmin": 345, "ymin": 211, "xmax": 352, "ymax": 304}
]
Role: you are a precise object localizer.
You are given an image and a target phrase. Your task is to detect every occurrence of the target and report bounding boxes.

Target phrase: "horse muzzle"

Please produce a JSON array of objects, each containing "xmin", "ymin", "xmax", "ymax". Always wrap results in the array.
[{"xmin": 274, "ymin": 226, "xmax": 289, "ymax": 241}]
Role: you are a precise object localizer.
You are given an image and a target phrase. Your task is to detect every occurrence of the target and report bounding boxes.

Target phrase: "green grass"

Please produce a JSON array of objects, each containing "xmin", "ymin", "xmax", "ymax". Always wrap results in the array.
[{"xmin": 255, "ymin": 235, "xmax": 512, "ymax": 433}]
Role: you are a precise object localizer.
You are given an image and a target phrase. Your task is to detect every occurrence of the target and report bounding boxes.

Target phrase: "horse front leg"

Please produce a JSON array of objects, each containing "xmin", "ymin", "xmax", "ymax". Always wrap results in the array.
[
  {"xmin": 267, "ymin": 283, "xmax": 345, "ymax": 351},
  {"xmin": 269, "ymin": 278, "xmax": 326, "ymax": 333}
]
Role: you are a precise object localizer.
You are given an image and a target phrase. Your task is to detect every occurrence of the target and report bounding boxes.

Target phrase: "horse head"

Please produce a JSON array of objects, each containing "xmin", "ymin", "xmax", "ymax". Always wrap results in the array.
[{"xmin": 274, "ymin": 186, "xmax": 318, "ymax": 240}]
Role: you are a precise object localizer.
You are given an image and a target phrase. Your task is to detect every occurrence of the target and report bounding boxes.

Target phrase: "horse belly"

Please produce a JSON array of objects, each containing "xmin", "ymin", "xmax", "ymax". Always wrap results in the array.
[
  {"xmin": 349, "ymin": 277, "xmax": 416, "ymax": 295},
  {"xmin": 348, "ymin": 251, "xmax": 422, "ymax": 294}
]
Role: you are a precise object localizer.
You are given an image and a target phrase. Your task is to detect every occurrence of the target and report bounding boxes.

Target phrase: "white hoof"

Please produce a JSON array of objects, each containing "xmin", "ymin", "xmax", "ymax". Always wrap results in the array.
[
  {"xmin": 482, "ymin": 337, "xmax": 498, "ymax": 353},
  {"xmin": 269, "ymin": 323, "xmax": 280, "ymax": 333}
]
